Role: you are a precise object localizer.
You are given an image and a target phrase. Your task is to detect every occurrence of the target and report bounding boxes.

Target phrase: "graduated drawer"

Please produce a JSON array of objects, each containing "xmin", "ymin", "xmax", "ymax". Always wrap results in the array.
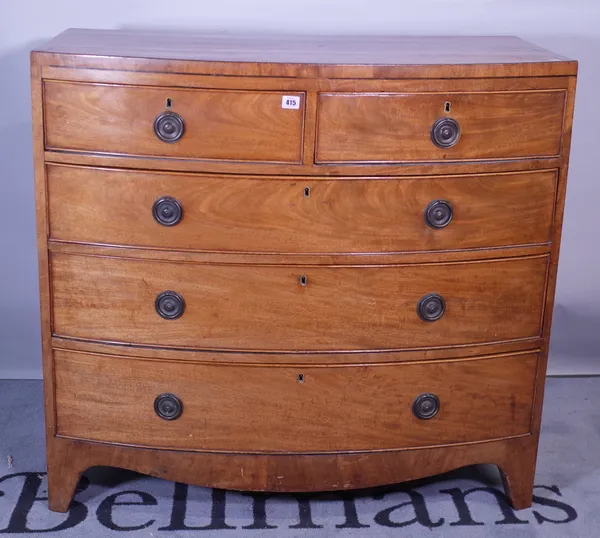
[
  {"xmin": 50, "ymin": 253, "xmax": 548, "ymax": 351},
  {"xmin": 54, "ymin": 349, "xmax": 538, "ymax": 452},
  {"xmin": 47, "ymin": 164, "xmax": 557, "ymax": 253},
  {"xmin": 316, "ymin": 90, "xmax": 566, "ymax": 162},
  {"xmin": 43, "ymin": 81, "xmax": 304, "ymax": 163}
]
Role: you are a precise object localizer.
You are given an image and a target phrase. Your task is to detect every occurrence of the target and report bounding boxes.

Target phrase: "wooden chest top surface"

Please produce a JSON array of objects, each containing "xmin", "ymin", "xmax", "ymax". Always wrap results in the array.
[{"xmin": 34, "ymin": 29, "xmax": 577, "ymax": 78}]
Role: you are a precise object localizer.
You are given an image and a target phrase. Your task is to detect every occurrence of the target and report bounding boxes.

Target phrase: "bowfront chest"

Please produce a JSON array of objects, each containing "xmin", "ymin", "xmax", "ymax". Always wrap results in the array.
[{"xmin": 30, "ymin": 30, "xmax": 577, "ymax": 512}]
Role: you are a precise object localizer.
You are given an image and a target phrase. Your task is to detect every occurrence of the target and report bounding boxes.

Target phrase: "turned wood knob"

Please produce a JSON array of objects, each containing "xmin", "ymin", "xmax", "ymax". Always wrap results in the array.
[
  {"xmin": 152, "ymin": 196, "xmax": 183, "ymax": 226},
  {"xmin": 154, "ymin": 393, "xmax": 183, "ymax": 420},
  {"xmin": 155, "ymin": 291, "xmax": 185, "ymax": 320},
  {"xmin": 154, "ymin": 111, "xmax": 185, "ymax": 143},
  {"xmin": 412, "ymin": 393, "xmax": 440, "ymax": 420},
  {"xmin": 417, "ymin": 293, "xmax": 446, "ymax": 322},
  {"xmin": 425, "ymin": 199, "xmax": 453, "ymax": 229},
  {"xmin": 431, "ymin": 117, "xmax": 460, "ymax": 148}
]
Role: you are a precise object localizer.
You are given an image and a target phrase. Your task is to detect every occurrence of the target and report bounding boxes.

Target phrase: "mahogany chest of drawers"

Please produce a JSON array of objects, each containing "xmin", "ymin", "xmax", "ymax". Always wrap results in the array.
[{"xmin": 31, "ymin": 29, "xmax": 577, "ymax": 512}]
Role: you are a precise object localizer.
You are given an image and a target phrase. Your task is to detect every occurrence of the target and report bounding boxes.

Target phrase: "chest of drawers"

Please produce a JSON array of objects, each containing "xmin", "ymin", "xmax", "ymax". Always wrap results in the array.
[{"xmin": 30, "ymin": 30, "xmax": 577, "ymax": 512}]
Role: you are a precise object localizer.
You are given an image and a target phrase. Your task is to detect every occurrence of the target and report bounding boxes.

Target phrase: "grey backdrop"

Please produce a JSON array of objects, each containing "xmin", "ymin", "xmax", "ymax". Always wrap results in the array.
[{"xmin": 1, "ymin": 0, "xmax": 599, "ymax": 378}]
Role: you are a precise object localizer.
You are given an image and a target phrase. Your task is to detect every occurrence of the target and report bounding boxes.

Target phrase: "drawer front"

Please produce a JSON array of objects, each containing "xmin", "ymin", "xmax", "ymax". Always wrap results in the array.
[
  {"xmin": 43, "ymin": 82, "xmax": 304, "ymax": 163},
  {"xmin": 48, "ymin": 165, "xmax": 557, "ymax": 253},
  {"xmin": 54, "ymin": 350, "xmax": 537, "ymax": 452},
  {"xmin": 51, "ymin": 254, "xmax": 548, "ymax": 351},
  {"xmin": 316, "ymin": 91, "xmax": 565, "ymax": 162}
]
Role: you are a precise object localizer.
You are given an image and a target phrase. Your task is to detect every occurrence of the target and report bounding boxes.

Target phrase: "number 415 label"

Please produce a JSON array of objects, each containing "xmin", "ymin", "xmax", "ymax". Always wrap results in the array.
[{"xmin": 282, "ymin": 95, "xmax": 301, "ymax": 109}]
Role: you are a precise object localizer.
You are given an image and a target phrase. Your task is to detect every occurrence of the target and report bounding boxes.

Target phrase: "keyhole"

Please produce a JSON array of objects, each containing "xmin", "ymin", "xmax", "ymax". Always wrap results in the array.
[
  {"xmin": 304, "ymin": 186, "xmax": 311, "ymax": 198},
  {"xmin": 166, "ymin": 98, "xmax": 172, "ymax": 109},
  {"xmin": 444, "ymin": 101, "xmax": 451, "ymax": 113},
  {"xmin": 299, "ymin": 275, "xmax": 307, "ymax": 286},
  {"xmin": 297, "ymin": 373, "xmax": 305, "ymax": 383}
]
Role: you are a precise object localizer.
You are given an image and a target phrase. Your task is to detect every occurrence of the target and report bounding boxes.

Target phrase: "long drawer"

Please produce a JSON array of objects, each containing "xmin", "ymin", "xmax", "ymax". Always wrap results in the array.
[
  {"xmin": 50, "ymin": 253, "xmax": 548, "ymax": 351},
  {"xmin": 47, "ymin": 164, "xmax": 557, "ymax": 253},
  {"xmin": 43, "ymin": 81, "xmax": 305, "ymax": 163},
  {"xmin": 316, "ymin": 90, "xmax": 566, "ymax": 162},
  {"xmin": 54, "ymin": 349, "xmax": 538, "ymax": 452}
]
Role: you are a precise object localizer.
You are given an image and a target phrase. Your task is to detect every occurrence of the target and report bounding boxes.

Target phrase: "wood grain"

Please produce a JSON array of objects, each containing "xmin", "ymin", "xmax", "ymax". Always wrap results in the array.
[
  {"xmin": 54, "ymin": 349, "xmax": 537, "ymax": 452},
  {"xmin": 44, "ymin": 149, "xmax": 565, "ymax": 178},
  {"xmin": 40, "ymin": 66, "xmax": 574, "ymax": 93},
  {"xmin": 33, "ymin": 30, "xmax": 577, "ymax": 79},
  {"xmin": 47, "ymin": 164, "xmax": 557, "ymax": 253},
  {"xmin": 46, "ymin": 434, "xmax": 539, "ymax": 512},
  {"xmin": 30, "ymin": 29, "xmax": 577, "ymax": 514},
  {"xmin": 524, "ymin": 77, "xmax": 580, "ymax": 487},
  {"xmin": 52, "ymin": 337, "xmax": 542, "ymax": 365},
  {"xmin": 30, "ymin": 55, "xmax": 58, "ymax": 459},
  {"xmin": 48, "ymin": 240, "xmax": 553, "ymax": 267},
  {"xmin": 316, "ymin": 91, "xmax": 566, "ymax": 162},
  {"xmin": 50, "ymin": 253, "xmax": 549, "ymax": 351},
  {"xmin": 43, "ymin": 81, "xmax": 304, "ymax": 162}
]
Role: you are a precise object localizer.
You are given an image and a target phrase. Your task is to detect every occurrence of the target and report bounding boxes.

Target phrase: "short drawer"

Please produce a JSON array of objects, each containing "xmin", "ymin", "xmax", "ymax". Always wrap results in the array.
[
  {"xmin": 47, "ymin": 164, "xmax": 557, "ymax": 253},
  {"xmin": 50, "ymin": 253, "xmax": 548, "ymax": 351},
  {"xmin": 43, "ymin": 81, "xmax": 304, "ymax": 163},
  {"xmin": 54, "ymin": 349, "xmax": 538, "ymax": 452},
  {"xmin": 316, "ymin": 90, "xmax": 566, "ymax": 162}
]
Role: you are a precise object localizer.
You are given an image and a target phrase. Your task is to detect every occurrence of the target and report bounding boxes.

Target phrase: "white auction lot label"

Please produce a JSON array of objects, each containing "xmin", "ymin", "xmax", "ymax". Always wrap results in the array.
[{"xmin": 281, "ymin": 95, "xmax": 301, "ymax": 109}]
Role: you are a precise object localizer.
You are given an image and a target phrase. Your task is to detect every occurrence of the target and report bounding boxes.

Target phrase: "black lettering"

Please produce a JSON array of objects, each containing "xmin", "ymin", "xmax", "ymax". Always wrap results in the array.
[
  {"xmin": 336, "ymin": 492, "xmax": 370, "ymax": 529},
  {"xmin": 0, "ymin": 472, "xmax": 88, "ymax": 533},
  {"xmin": 158, "ymin": 484, "xmax": 235, "ymax": 530},
  {"xmin": 374, "ymin": 489, "xmax": 443, "ymax": 528},
  {"xmin": 96, "ymin": 490, "xmax": 157, "ymax": 531},
  {"xmin": 289, "ymin": 494, "xmax": 323, "ymax": 529},
  {"xmin": 532, "ymin": 485, "xmax": 578, "ymax": 524},
  {"xmin": 242, "ymin": 493, "xmax": 277, "ymax": 530},
  {"xmin": 441, "ymin": 486, "xmax": 529, "ymax": 526}
]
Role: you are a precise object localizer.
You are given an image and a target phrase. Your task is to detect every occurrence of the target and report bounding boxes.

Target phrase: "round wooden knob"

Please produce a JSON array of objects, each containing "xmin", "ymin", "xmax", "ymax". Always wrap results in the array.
[
  {"xmin": 154, "ymin": 393, "xmax": 183, "ymax": 420},
  {"xmin": 155, "ymin": 291, "xmax": 185, "ymax": 320},
  {"xmin": 425, "ymin": 200, "xmax": 453, "ymax": 229},
  {"xmin": 153, "ymin": 196, "xmax": 183, "ymax": 226},
  {"xmin": 154, "ymin": 111, "xmax": 185, "ymax": 143},
  {"xmin": 417, "ymin": 293, "xmax": 446, "ymax": 322},
  {"xmin": 431, "ymin": 117, "xmax": 460, "ymax": 148},
  {"xmin": 412, "ymin": 393, "xmax": 440, "ymax": 420}
]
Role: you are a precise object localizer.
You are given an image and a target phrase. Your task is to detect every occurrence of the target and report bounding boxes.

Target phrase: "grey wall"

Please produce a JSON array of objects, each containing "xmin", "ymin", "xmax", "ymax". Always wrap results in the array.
[{"xmin": 1, "ymin": 0, "xmax": 599, "ymax": 378}]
